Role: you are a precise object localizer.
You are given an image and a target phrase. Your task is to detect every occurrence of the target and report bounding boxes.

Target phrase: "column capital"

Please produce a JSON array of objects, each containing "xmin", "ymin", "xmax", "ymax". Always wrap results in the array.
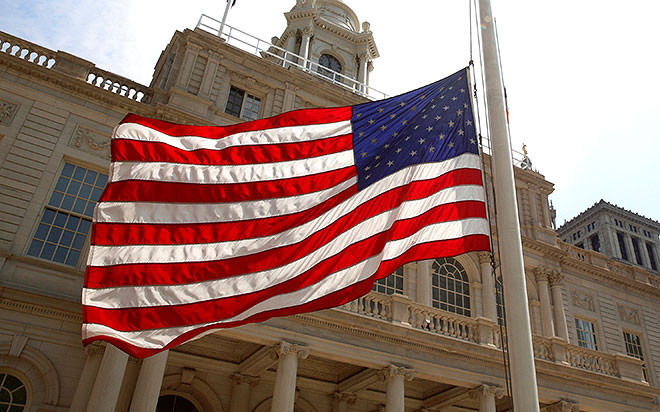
[
  {"xmin": 378, "ymin": 364, "xmax": 415, "ymax": 381},
  {"xmin": 468, "ymin": 384, "xmax": 504, "ymax": 400},
  {"xmin": 547, "ymin": 270, "xmax": 564, "ymax": 287},
  {"xmin": 533, "ymin": 267, "xmax": 550, "ymax": 283},
  {"xmin": 274, "ymin": 341, "xmax": 309, "ymax": 360},
  {"xmin": 301, "ymin": 25, "xmax": 314, "ymax": 37},
  {"xmin": 478, "ymin": 252, "xmax": 493, "ymax": 264},
  {"xmin": 329, "ymin": 391, "xmax": 357, "ymax": 405},
  {"xmin": 84, "ymin": 343, "xmax": 105, "ymax": 357},
  {"xmin": 231, "ymin": 373, "xmax": 260, "ymax": 387},
  {"xmin": 543, "ymin": 400, "xmax": 579, "ymax": 412}
]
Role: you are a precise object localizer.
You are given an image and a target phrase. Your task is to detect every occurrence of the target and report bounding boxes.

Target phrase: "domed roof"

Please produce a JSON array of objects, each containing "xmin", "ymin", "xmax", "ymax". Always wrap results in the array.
[{"xmin": 316, "ymin": 0, "xmax": 360, "ymax": 32}]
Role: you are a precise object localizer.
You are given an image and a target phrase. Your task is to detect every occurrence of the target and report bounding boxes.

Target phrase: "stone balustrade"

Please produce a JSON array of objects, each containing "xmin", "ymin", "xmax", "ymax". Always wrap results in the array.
[
  {"xmin": 0, "ymin": 31, "xmax": 57, "ymax": 68},
  {"xmin": 341, "ymin": 292, "xmax": 645, "ymax": 382},
  {"xmin": 1, "ymin": 30, "xmax": 153, "ymax": 104},
  {"xmin": 87, "ymin": 68, "xmax": 153, "ymax": 103}
]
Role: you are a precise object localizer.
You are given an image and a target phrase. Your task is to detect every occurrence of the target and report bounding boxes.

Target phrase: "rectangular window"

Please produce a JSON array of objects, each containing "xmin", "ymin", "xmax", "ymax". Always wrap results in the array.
[
  {"xmin": 623, "ymin": 331, "xmax": 648, "ymax": 382},
  {"xmin": 647, "ymin": 242, "xmax": 658, "ymax": 271},
  {"xmin": 373, "ymin": 267, "xmax": 404, "ymax": 295},
  {"xmin": 26, "ymin": 162, "xmax": 108, "ymax": 267},
  {"xmin": 617, "ymin": 232, "xmax": 628, "ymax": 261},
  {"xmin": 590, "ymin": 234, "xmax": 601, "ymax": 253},
  {"xmin": 575, "ymin": 318, "xmax": 598, "ymax": 350},
  {"xmin": 631, "ymin": 237, "xmax": 643, "ymax": 265},
  {"xmin": 225, "ymin": 86, "xmax": 261, "ymax": 121}
]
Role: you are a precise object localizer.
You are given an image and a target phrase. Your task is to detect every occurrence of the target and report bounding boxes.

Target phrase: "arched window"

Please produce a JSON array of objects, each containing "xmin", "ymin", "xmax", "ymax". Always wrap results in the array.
[
  {"xmin": 317, "ymin": 54, "xmax": 342, "ymax": 82},
  {"xmin": 156, "ymin": 394, "xmax": 199, "ymax": 412},
  {"xmin": 0, "ymin": 373, "xmax": 27, "ymax": 411},
  {"xmin": 431, "ymin": 258, "xmax": 471, "ymax": 316},
  {"xmin": 372, "ymin": 266, "xmax": 404, "ymax": 295}
]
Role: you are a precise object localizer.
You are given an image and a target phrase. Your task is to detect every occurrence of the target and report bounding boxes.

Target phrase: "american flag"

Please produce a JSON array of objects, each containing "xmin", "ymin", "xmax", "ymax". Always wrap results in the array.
[{"xmin": 82, "ymin": 68, "xmax": 490, "ymax": 358}]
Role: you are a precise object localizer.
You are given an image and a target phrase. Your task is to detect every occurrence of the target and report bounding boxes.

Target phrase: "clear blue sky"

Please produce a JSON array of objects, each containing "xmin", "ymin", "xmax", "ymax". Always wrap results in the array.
[{"xmin": 2, "ymin": 0, "xmax": 659, "ymax": 225}]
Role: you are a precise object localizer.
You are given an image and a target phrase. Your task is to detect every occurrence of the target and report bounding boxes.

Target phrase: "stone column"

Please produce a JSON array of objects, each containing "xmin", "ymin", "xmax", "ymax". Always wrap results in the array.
[
  {"xmin": 329, "ymin": 392, "xmax": 357, "ymax": 412},
  {"xmin": 70, "ymin": 345, "xmax": 104, "ymax": 412},
  {"xmin": 534, "ymin": 268, "xmax": 555, "ymax": 337},
  {"xmin": 479, "ymin": 253, "xmax": 498, "ymax": 322},
  {"xmin": 229, "ymin": 373, "xmax": 259, "ymax": 412},
  {"xmin": 85, "ymin": 344, "xmax": 129, "ymax": 412},
  {"xmin": 270, "ymin": 342, "xmax": 309, "ymax": 412},
  {"xmin": 285, "ymin": 30, "xmax": 297, "ymax": 66},
  {"xmin": 379, "ymin": 365, "xmax": 414, "ymax": 412},
  {"xmin": 358, "ymin": 53, "xmax": 370, "ymax": 93},
  {"xmin": 548, "ymin": 271, "xmax": 569, "ymax": 341},
  {"xmin": 639, "ymin": 237, "xmax": 651, "ymax": 269},
  {"xmin": 416, "ymin": 260, "xmax": 432, "ymax": 307},
  {"xmin": 128, "ymin": 350, "xmax": 169, "ymax": 412},
  {"xmin": 299, "ymin": 26, "xmax": 313, "ymax": 70},
  {"xmin": 468, "ymin": 385, "xmax": 503, "ymax": 412},
  {"xmin": 625, "ymin": 234, "xmax": 635, "ymax": 263}
]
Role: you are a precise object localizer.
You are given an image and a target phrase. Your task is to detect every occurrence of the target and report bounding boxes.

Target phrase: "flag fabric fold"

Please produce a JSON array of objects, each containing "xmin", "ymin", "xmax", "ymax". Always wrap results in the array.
[{"xmin": 82, "ymin": 68, "xmax": 491, "ymax": 358}]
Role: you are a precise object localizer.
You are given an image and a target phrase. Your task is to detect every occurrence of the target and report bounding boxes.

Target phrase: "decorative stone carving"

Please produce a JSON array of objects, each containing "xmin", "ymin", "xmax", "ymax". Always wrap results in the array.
[
  {"xmin": 378, "ymin": 364, "xmax": 415, "ymax": 381},
  {"xmin": 274, "ymin": 341, "xmax": 309, "ymax": 360},
  {"xmin": 467, "ymin": 384, "xmax": 504, "ymax": 400},
  {"xmin": 84, "ymin": 343, "xmax": 105, "ymax": 357},
  {"xmin": 534, "ymin": 267, "xmax": 550, "ymax": 283},
  {"xmin": 547, "ymin": 271, "xmax": 564, "ymax": 287},
  {"xmin": 618, "ymin": 304, "xmax": 640, "ymax": 325},
  {"xmin": 571, "ymin": 290, "xmax": 595, "ymax": 312},
  {"xmin": 329, "ymin": 391, "xmax": 357, "ymax": 406},
  {"xmin": 543, "ymin": 400, "xmax": 580, "ymax": 412},
  {"xmin": 0, "ymin": 100, "xmax": 18, "ymax": 125},
  {"xmin": 230, "ymin": 373, "xmax": 260, "ymax": 387},
  {"xmin": 71, "ymin": 125, "xmax": 111, "ymax": 159}
]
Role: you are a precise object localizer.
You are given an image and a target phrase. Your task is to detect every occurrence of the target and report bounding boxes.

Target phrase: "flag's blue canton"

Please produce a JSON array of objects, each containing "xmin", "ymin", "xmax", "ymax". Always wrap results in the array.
[{"xmin": 352, "ymin": 68, "xmax": 478, "ymax": 190}]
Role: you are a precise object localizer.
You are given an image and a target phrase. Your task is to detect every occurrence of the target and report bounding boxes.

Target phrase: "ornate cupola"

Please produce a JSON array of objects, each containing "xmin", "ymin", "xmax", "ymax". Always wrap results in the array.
[{"xmin": 276, "ymin": 0, "xmax": 379, "ymax": 91}]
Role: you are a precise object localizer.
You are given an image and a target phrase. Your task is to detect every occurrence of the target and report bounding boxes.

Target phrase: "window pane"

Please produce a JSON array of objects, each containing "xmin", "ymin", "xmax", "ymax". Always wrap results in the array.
[{"xmin": 431, "ymin": 258, "xmax": 471, "ymax": 317}]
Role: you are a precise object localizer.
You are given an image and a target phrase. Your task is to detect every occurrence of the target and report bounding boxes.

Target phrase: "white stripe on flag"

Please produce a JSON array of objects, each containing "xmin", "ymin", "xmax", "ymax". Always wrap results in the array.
[
  {"xmin": 110, "ymin": 150, "xmax": 354, "ymax": 184},
  {"xmin": 115, "ymin": 120, "xmax": 353, "ymax": 151},
  {"xmin": 95, "ymin": 177, "xmax": 357, "ymax": 224},
  {"xmin": 95, "ymin": 153, "xmax": 481, "ymax": 224}
]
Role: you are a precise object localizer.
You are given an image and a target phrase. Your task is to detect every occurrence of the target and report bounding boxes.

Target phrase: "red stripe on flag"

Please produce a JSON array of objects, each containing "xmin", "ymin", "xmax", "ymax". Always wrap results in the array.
[
  {"xmin": 111, "ymin": 133, "xmax": 354, "ymax": 165},
  {"xmin": 86, "ymin": 170, "xmax": 484, "ymax": 288},
  {"xmin": 92, "ymin": 185, "xmax": 358, "ymax": 247},
  {"xmin": 121, "ymin": 108, "xmax": 352, "ymax": 140},
  {"xmin": 83, "ymin": 209, "xmax": 488, "ymax": 332},
  {"xmin": 82, "ymin": 234, "xmax": 491, "ymax": 359},
  {"xmin": 99, "ymin": 166, "xmax": 357, "ymax": 203}
]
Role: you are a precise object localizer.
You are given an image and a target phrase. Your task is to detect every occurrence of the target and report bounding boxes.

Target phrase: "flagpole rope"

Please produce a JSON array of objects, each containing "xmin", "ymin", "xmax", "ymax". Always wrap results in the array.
[{"xmin": 470, "ymin": 0, "xmax": 514, "ymax": 409}]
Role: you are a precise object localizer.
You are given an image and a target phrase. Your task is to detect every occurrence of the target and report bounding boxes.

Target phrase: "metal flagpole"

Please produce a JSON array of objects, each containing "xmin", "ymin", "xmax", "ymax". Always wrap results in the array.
[
  {"xmin": 476, "ymin": 0, "xmax": 541, "ymax": 411},
  {"xmin": 219, "ymin": 0, "xmax": 233, "ymax": 39}
]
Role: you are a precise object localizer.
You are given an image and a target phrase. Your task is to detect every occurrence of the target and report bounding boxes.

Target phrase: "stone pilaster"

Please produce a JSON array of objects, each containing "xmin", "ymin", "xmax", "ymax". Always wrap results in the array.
[
  {"xmin": 70, "ymin": 345, "xmax": 104, "ymax": 412},
  {"xmin": 534, "ymin": 267, "xmax": 555, "ymax": 337},
  {"xmin": 229, "ymin": 373, "xmax": 260, "ymax": 412},
  {"xmin": 548, "ymin": 271, "xmax": 569, "ymax": 341}
]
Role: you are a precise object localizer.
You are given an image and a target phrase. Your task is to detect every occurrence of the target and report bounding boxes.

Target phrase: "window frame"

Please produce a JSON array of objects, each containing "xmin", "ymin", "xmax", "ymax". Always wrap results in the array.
[
  {"xmin": 372, "ymin": 266, "xmax": 405, "ymax": 295},
  {"xmin": 224, "ymin": 85, "xmax": 262, "ymax": 121},
  {"xmin": 574, "ymin": 317, "xmax": 599, "ymax": 351},
  {"xmin": 622, "ymin": 330, "xmax": 649, "ymax": 382},
  {"xmin": 430, "ymin": 257, "xmax": 472, "ymax": 317},
  {"xmin": 0, "ymin": 371, "xmax": 29, "ymax": 411},
  {"xmin": 25, "ymin": 161, "xmax": 108, "ymax": 269}
]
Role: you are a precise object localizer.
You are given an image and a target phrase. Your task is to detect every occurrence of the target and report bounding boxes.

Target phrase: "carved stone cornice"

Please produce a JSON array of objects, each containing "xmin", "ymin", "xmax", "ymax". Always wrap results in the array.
[
  {"xmin": 379, "ymin": 364, "xmax": 415, "ymax": 381},
  {"xmin": 274, "ymin": 341, "xmax": 309, "ymax": 359}
]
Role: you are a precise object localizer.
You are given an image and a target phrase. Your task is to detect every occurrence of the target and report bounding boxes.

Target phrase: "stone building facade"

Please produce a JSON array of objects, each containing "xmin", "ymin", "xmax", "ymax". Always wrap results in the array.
[
  {"xmin": 0, "ymin": 1, "xmax": 659, "ymax": 411},
  {"xmin": 558, "ymin": 200, "xmax": 660, "ymax": 275}
]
